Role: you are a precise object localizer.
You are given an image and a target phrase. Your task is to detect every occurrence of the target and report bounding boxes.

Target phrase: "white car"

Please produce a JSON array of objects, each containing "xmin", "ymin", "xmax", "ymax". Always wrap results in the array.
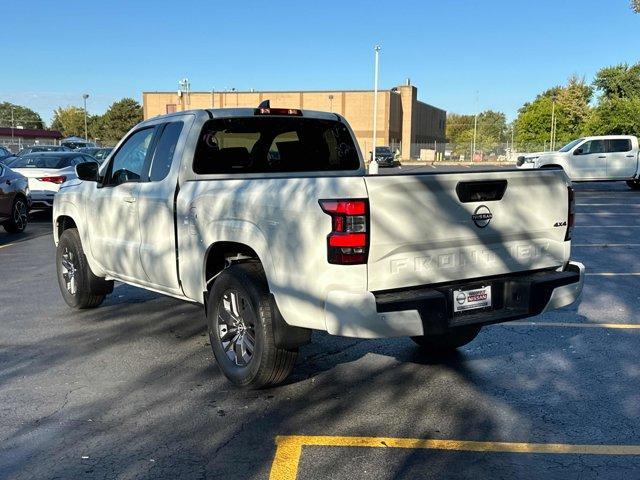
[
  {"xmin": 53, "ymin": 106, "xmax": 584, "ymax": 388},
  {"xmin": 517, "ymin": 135, "xmax": 640, "ymax": 189},
  {"xmin": 8, "ymin": 152, "xmax": 98, "ymax": 209}
]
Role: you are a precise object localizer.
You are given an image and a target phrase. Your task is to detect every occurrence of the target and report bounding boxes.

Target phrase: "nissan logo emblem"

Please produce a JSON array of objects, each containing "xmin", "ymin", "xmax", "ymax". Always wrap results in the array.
[
  {"xmin": 472, "ymin": 205, "xmax": 492, "ymax": 228},
  {"xmin": 456, "ymin": 292, "xmax": 466, "ymax": 305}
]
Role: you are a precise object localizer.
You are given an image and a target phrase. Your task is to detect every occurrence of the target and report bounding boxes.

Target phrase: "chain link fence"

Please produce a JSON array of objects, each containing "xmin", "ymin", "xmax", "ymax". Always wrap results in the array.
[{"xmin": 387, "ymin": 141, "xmax": 553, "ymax": 163}]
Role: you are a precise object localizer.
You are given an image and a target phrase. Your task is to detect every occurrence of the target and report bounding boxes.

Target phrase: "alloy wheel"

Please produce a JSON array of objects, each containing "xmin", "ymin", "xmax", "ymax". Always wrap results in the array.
[
  {"xmin": 60, "ymin": 248, "xmax": 78, "ymax": 295},
  {"xmin": 13, "ymin": 200, "xmax": 27, "ymax": 231},
  {"xmin": 217, "ymin": 290, "xmax": 256, "ymax": 367}
]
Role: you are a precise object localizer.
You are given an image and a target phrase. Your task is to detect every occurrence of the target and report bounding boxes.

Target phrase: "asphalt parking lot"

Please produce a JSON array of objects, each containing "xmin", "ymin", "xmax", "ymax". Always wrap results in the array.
[{"xmin": 1, "ymin": 166, "xmax": 639, "ymax": 479}]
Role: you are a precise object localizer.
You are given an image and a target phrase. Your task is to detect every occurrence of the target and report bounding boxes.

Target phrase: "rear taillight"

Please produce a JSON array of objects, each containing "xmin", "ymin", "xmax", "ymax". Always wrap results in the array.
[
  {"xmin": 566, "ymin": 185, "xmax": 575, "ymax": 241},
  {"xmin": 38, "ymin": 175, "xmax": 66, "ymax": 184},
  {"xmin": 319, "ymin": 199, "xmax": 369, "ymax": 264}
]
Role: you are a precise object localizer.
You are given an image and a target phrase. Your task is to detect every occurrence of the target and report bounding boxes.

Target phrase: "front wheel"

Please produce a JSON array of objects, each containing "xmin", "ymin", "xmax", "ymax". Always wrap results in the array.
[
  {"xmin": 2, "ymin": 196, "xmax": 28, "ymax": 233},
  {"xmin": 207, "ymin": 263, "xmax": 298, "ymax": 389},
  {"xmin": 626, "ymin": 180, "xmax": 640, "ymax": 190},
  {"xmin": 56, "ymin": 228, "xmax": 113, "ymax": 309},
  {"xmin": 411, "ymin": 325, "xmax": 482, "ymax": 354}
]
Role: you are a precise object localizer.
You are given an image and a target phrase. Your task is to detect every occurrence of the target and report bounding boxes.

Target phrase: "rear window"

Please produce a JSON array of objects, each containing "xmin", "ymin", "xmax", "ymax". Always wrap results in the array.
[
  {"xmin": 607, "ymin": 139, "xmax": 632, "ymax": 153},
  {"xmin": 193, "ymin": 117, "xmax": 360, "ymax": 174},
  {"xmin": 9, "ymin": 155, "xmax": 68, "ymax": 169}
]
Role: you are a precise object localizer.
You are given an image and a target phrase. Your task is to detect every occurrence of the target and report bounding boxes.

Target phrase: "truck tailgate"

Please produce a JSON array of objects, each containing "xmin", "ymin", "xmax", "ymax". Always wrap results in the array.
[{"xmin": 364, "ymin": 169, "xmax": 570, "ymax": 292}]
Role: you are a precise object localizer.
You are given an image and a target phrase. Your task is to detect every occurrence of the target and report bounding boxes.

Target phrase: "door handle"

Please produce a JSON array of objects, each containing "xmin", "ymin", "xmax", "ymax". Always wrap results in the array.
[
  {"xmin": 626, "ymin": 155, "xmax": 635, "ymax": 158},
  {"xmin": 123, "ymin": 196, "xmax": 136, "ymax": 203},
  {"xmin": 597, "ymin": 156, "xmax": 606, "ymax": 158}
]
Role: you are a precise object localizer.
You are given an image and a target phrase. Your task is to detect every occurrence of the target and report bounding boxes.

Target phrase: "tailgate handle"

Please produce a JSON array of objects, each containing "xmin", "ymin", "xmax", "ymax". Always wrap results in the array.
[{"xmin": 456, "ymin": 180, "xmax": 507, "ymax": 203}]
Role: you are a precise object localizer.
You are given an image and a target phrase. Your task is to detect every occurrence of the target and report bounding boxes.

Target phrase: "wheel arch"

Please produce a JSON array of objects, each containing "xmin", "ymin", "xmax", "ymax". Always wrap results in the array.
[{"xmin": 55, "ymin": 215, "xmax": 78, "ymax": 241}]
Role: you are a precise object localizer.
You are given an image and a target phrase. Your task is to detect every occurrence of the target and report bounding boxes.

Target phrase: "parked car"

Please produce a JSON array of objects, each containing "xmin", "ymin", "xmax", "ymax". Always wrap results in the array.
[
  {"xmin": 516, "ymin": 135, "xmax": 640, "ymax": 189},
  {"xmin": 0, "ymin": 162, "xmax": 30, "ymax": 233},
  {"xmin": 370, "ymin": 146, "xmax": 398, "ymax": 167},
  {"xmin": 7, "ymin": 152, "xmax": 98, "ymax": 209},
  {"xmin": 93, "ymin": 147, "xmax": 114, "ymax": 163},
  {"xmin": 53, "ymin": 106, "xmax": 584, "ymax": 388},
  {"xmin": 17, "ymin": 145, "xmax": 71, "ymax": 156},
  {"xmin": 61, "ymin": 139, "xmax": 96, "ymax": 150},
  {"xmin": 0, "ymin": 146, "xmax": 14, "ymax": 163},
  {"xmin": 77, "ymin": 147, "xmax": 101, "ymax": 157}
]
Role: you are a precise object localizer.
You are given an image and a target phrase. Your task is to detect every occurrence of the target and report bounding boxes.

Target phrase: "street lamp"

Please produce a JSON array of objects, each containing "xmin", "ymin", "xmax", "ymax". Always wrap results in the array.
[
  {"xmin": 549, "ymin": 94, "xmax": 557, "ymax": 151},
  {"xmin": 371, "ymin": 44, "xmax": 381, "ymax": 173},
  {"xmin": 82, "ymin": 94, "xmax": 89, "ymax": 141},
  {"xmin": 11, "ymin": 107, "xmax": 14, "ymax": 146}
]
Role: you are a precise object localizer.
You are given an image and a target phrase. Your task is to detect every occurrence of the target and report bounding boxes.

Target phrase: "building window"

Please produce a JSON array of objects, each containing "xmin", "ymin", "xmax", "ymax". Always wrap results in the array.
[{"xmin": 166, "ymin": 104, "xmax": 177, "ymax": 114}]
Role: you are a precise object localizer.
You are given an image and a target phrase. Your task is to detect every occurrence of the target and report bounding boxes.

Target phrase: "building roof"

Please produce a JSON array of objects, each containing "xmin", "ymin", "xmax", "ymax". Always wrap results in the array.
[{"xmin": 0, "ymin": 127, "xmax": 62, "ymax": 139}]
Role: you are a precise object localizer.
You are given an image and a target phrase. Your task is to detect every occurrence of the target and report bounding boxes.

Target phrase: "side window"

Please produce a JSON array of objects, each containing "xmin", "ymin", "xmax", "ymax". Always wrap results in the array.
[
  {"xmin": 149, "ymin": 122, "xmax": 183, "ymax": 182},
  {"xmin": 577, "ymin": 140, "xmax": 605, "ymax": 155},
  {"xmin": 607, "ymin": 139, "xmax": 632, "ymax": 153},
  {"xmin": 105, "ymin": 128, "xmax": 154, "ymax": 186}
]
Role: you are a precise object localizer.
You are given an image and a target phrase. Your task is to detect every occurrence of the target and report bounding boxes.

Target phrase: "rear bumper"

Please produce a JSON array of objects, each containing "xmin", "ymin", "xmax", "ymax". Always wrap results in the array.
[
  {"xmin": 323, "ymin": 262, "xmax": 584, "ymax": 338},
  {"xmin": 30, "ymin": 190, "xmax": 55, "ymax": 209}
]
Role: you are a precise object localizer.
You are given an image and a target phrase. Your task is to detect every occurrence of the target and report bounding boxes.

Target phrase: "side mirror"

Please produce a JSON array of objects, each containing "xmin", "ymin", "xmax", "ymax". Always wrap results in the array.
[
  {"xmin": 574, "ymin": 148, "xmax": 584, "ymax": 155},
  {"xmin": 76, "ymin": 161, "xmax": 100, "ymax": 181}
]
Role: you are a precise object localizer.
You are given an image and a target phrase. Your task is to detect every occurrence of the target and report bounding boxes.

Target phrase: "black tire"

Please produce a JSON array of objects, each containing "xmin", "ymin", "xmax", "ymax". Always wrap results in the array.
[
  {"xmin": 2, "ymin": 195, "xmax": 28, "ymax": 233},
  {"xmin": 207, "ymin": 262, "xmax": 297, "ymax": 389},
  {"xmin": 411, "ymin": 325, "xmax": 482, "ymax": 354},
  {"xmin": 626, "ymin": 180, "xmax": 640, "ymax": 190},
  {"xmin": 56, "ymin": 228, "xmax": 113, "ymax": 309}
]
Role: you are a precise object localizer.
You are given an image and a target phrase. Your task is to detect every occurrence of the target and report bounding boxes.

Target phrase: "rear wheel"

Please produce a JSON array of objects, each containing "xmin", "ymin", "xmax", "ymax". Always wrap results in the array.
[
  {"xmin": 56, "ymin": 228, "xmax": 113, "ymax": 309},
  {"xmin": 2, "ymin": 196, "xmax": 28, "ymax": 233},
  {"xmin": 207, "ymin": 262, "xmax": 297, "ymax": 389},
  {"xmin": 626, "ymin": 180, "xmax": 640, "ymax": 190},
  {"xmin": 411, "ymin": 325, "xmax": 482, "ymax": 354}
]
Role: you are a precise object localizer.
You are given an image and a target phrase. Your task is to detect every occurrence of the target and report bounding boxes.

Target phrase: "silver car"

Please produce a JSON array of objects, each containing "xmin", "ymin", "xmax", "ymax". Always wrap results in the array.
[{"xmin": 7, "ymin": 152, "xmax": 98, "ymax": 209}]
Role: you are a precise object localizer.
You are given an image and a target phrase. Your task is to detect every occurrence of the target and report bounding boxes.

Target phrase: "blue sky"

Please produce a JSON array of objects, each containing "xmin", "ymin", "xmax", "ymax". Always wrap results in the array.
[{"xmin": 1, "ymin": 0, "xmax": 638, "ymax": 124}]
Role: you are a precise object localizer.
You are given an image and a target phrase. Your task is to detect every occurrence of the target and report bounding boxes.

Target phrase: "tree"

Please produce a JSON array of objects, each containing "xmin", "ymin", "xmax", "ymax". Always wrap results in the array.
[
  {"xmin": 585, "ymin": 97, "xmax": 640, "ymax": 136},
  {"xmin": 632, "ymin": 0, "xmax": 639, "ymax": 13},
  {"xmin": 446, "ymin": 110, "xmax": 507, "ymax": 156},
  {"xmin": 515, "ymin": 77, "xmax": 592, "ymax": 150},
  {"xmin": 100, "ymin": 98, "xmax": 143, "ymax": 142},
  {"xmin": 51, "ymin": 106, "xmax": 87, "ymax": 137},
  {"xmin": 592, "ymin": 63, "xmax": 640, "ymax": 100},
  {"xmin": 0, "ymin": 102, "xmax": 45, "ymax": 129}
]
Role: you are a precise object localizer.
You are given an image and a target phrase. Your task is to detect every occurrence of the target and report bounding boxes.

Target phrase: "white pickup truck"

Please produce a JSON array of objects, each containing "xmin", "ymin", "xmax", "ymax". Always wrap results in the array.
[
  {"xmin": 53, "ymin": 106, "xmax": 585, "ymax": 388},
  {"xmin": 517, "ymin": 135, "xmax": 640, "ymax": 189}
]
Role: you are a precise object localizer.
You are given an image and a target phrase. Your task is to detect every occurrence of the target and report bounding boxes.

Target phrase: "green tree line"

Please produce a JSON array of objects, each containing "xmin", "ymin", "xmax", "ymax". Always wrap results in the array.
[
  {"xmin": 0, "ymin": 98, "xmax": 142, "ymax": 145},
  {"xmin": 447, "ymin": 62, "xmax": 640, "ymax": 153}
]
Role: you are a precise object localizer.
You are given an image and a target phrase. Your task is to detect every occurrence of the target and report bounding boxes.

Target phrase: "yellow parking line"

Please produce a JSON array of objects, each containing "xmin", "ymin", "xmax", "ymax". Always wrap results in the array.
[
  {"xmin": 269, "ymin": 435, "xmax": 640, "ymax": 480},
  {"xmin": 0, "ymin": 242, "xmax": 15, "ymax": 250},
  {"xmin": 508, "ymin": 321, "xmax": 640, "ymax": 330}
]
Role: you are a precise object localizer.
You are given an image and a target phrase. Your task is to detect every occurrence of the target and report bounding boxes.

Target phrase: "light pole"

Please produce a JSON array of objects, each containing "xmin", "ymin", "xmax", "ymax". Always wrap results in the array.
[
  {"xmin": 11, "ymin": 107, "xmax": 14, "ymax": 146},
  {"xmin": 371, "ymin": 44, "xmax": 381, "ymax": 170},
  {"xmin": 472, "ymin": 90, "xmax": 479, "ymax": 161},
  {"xmin": 549, "ymin": 94, "xmax": 557, "ymax": 151},
  {"xmin": 82, "ymin": 94, "xmax": 89, "ymax": 141},
  {"xmin": 328, "ymin": 94, "xmax": 334, "ymax": 112}
]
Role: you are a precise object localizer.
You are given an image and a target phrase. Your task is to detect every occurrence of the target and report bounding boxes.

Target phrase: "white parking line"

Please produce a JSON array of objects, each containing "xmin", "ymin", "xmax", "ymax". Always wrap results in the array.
[
  {"xmin": 586, "ymin": 273, "xmax": 640, "ymax": 276},
  {"xmin": 577, "ymin": 203, "xmax": 640, "ymax": 206},
  {"xmin": 572, "ymin": 244, "xmax": 640, "ymax": 247},
  {"xmin": 576, "ymin": 212, "xmax": 640, "ymax": 216}
]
